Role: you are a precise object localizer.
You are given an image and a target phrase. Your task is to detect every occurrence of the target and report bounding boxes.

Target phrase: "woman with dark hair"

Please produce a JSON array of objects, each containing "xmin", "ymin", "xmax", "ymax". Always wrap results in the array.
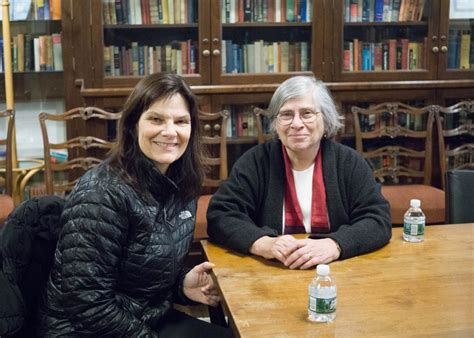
[
  {"xmin": 207, "ymin": 76, "xmax": 391, "ymax": 269},
  {"xmin": 40, "ymin": 73, "xmax": 233, "ymax": 337}
]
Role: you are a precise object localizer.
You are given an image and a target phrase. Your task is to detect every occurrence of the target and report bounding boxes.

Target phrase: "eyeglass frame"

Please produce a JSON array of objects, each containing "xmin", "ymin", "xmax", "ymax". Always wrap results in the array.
[{"xmin": 276, "ymin": 110, "xmax": 322, "ymax": 126}]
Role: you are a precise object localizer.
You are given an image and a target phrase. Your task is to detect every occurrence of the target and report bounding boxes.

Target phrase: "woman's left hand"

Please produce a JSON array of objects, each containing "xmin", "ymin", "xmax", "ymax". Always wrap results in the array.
[
  {"xmin": 183, "ymin": 261, "xmax": 220, "ymax": 306},
  {"xmin": 284, "ymin": 238, "xmax": 341, "ymax": 270}
]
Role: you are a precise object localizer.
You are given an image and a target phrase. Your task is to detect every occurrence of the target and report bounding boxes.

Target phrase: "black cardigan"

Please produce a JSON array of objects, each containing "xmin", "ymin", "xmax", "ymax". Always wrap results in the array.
[{"xmin": 207, "ymin": 139, "xmax": 392, "ymax": 260}]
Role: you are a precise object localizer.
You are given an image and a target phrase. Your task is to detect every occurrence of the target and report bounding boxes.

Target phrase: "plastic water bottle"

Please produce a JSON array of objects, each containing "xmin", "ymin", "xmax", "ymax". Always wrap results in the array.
[
  {"xmin": 403, "ymin": 199, "xmax": 425, "ymax": 242},
  {"xmin": 308, "ymin": 264, "xmax": 336, "ymax": 322}
]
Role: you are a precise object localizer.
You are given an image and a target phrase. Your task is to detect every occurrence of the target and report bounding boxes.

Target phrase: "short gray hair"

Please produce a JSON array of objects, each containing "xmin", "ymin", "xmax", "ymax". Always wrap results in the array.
[{"xmin": 266, "ymin": 76, "xmax": 344, "ymax": 137}]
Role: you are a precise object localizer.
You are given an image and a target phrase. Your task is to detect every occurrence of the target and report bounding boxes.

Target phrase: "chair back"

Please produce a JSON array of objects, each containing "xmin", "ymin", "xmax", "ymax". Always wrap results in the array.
[
  {"xmin": 253, "ymin": 107, "xmax": 273, "ymax": 144},
  {"xmin": 39, "ymin": 107, "xmax": 121, "ymax": 196},
  {"xmin": 352, "ymin": 102, "xmax": 436, "ymax": 185},
  {"xmin": 445, "ymin": 169, "xmax": 474, "ymax": 224},
  {"xmin": 198, "ymin": 110, "xmax": 229, "ymax": 190},
  {"xmin": 436, "ymin": 101, "xmax": 474, "ymax": 188},
  {"xmin": 0, "ymin": 110, "xmax": 14, "ymax": 196}
]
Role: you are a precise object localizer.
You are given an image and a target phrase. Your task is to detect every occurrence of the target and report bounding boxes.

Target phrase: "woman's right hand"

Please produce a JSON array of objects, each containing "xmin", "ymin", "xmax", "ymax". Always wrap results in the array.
[{"xmin": 249, "ymin": 235, "xmax": 299, "ymax": 263}]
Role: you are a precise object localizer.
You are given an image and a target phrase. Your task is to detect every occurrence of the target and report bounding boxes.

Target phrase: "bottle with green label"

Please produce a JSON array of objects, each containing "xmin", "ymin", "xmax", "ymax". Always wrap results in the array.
[
  {"xmin": 403, "ymin": 199, "xmax": 425, "ymax": 242},
  {"xmin": 308, "ymin": 264, "xmax": 336, "ymax": 322}
]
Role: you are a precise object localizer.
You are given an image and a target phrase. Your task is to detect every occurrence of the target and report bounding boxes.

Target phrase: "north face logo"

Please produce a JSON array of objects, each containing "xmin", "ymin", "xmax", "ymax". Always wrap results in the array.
[{"xmin": 179, "ymin": 210, "xmax": 192, "ymax": 220}]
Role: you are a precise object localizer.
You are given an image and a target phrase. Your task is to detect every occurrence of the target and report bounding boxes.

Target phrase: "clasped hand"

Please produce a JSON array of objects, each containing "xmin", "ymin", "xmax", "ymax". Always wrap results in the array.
[
  {"xmin": 250, "ymin": 235, "xmax": 340, "ymax": 269},
  {"xmin": 182, "ymin": 262, "xmax": 220, "ymax": 306}
]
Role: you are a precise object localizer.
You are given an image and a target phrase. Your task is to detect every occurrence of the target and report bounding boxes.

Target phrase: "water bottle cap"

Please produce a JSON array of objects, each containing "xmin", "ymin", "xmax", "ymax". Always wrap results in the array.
[
  {"xmin": 410, "ymin": 199, "xmax": 421, "ymax": 208},
  {"xmin": 317, "ymin": 264, "xmax": 330, "ymax": 276}
]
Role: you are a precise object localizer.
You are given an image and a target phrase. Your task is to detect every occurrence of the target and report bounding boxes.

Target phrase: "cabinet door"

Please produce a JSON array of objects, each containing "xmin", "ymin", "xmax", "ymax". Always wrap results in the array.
[
  {"xmin": 210, "ymin": 0, "xmax": 324, "ymax": 84},
  {"xmin": 437, "ymin": 0, "xmax": 474, "ymax": 79},
  {"xmin": 93, "ymin": 0, "xmax": 211, "ymax": 87},
  {"xmin": 331, "ymin": 0, "xmax": 440, "ymax": 81}
]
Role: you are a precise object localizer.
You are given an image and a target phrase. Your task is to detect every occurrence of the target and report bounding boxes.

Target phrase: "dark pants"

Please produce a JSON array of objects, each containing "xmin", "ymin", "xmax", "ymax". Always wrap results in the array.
[{"xmin": 156, "ymin": 309, "xmax": 234, "ymax": 338}]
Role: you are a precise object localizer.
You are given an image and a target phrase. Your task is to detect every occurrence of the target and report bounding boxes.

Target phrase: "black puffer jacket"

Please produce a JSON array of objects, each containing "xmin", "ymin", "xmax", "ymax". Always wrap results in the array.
[
  {"xmin": 0, "ymin": 196, "xmax": 64, "ymax": 337},
  {"xmin": 40, "ymin": 161, "xmax": 197, "ymax": 336}
]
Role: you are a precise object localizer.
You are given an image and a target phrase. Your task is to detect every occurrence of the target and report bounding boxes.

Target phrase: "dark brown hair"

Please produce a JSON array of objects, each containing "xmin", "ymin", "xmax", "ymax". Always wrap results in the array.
[{"xmin": 108, "ymin": 73, "xmax": 204, "ymax": 203}]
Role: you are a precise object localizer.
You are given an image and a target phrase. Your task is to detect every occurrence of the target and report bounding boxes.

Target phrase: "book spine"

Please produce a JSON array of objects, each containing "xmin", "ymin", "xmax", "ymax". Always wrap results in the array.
[{"xmin": 52, "ymin": 33, "xmax": 63, "ymax": 71}]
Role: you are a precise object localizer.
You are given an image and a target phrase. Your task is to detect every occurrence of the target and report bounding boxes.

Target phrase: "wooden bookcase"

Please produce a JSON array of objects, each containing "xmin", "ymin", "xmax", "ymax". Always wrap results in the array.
[
  {"xmin": 61, "ymin": 0, "xmax": 474, "ymax": 186},
  {"xmin": 0, "ymin": 4, "xmax": 65, "ymax": 162}
]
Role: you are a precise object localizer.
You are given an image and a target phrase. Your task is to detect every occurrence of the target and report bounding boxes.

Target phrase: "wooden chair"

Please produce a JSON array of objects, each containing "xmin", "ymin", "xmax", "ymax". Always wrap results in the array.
[
  {"xmin": 253, "ymin": 107, "xmax": 274, "ymax": 144},
  {"xmin": 435, "ymin": 100, "xmax": 474, "ymax": 189},
  {"xmin": 352, "ymin": 102, "xmax": 445, "ymax": 225},
  {"xmin": 0, "ymin": 110, "xmax": 15, "ymax": 226},
  {"xmin": 194, "ymin": 110, "xmax": 229, "ymax": 241},
  {"xmin": 39, "ymin": 107, "xmax": 121, "ymax": 196}
]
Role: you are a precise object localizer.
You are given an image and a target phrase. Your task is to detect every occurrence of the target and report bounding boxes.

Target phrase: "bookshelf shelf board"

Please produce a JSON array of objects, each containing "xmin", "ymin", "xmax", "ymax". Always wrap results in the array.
[
  {"xmin": 221, "ymin": 71, "xmax": 313, "ymax": 77},
  {"xmin": 8, "ymin": 19, "xmax": 62, "ymax": 23},
  {"xmin": 344, "ymin": 22, "xmax": 428, "ymax": 27},
  {"xmin": 2, "ymin": 71, "xmax": 64, "ymax": 76},
  {"xmin": 103, "ymin": 74, "xmax": 201, "ymax": 81},
  {"xmin": 103, "ymin": 24, "xmax": 198, "ymax": 30},
  {"xmin": 8, "ymin": 20, "xmax": 61, "ymax": 27},
  {"xmin": 227, "ymin": 137, "xmax": 258, "ymax": 145},
  {"xmin": 448, "ymin": 18, "xmax": 473, "ymax": 24},
  {"xmin": 342, "ymin": 70, "xmax": 430, "ymax": 74},
  {"xmin": 222, "ymin": 22, "xmax": 312, "ymax": 28}
]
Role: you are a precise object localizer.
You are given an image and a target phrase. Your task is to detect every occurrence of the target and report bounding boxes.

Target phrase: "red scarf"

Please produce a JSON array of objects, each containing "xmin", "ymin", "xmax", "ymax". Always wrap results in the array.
[{"xmin": 282, "ymin": 144, "xmax": 329, "ymax": 234}]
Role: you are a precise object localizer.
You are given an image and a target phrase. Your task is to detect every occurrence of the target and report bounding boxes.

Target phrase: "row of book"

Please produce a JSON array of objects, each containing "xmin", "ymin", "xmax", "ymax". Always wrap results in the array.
[
  {"xmin": 102, "ymin": 0, "xmax": 197, "ymax": 25},
  {"xmin": 221, "ymin": 0, "xmax": 313, "ymax": 23},
  {"xmin": 344, "ymin": 0, "xmax": 425, "ymax": 23},
  {"xmin": 223, "ymin": 105, "xmax": 272, "ymax": 138},
  {"xmin": 0, "ymin": 34, "xmax": 63, "ymax": 73},
  {"xmin": 1, "ymin": 0, "xmax": 61, "ymax": 21},
  {"xmin": 103, "ymin": 41, "xmax": 198, "ymax": 76},
  {"xmin": 447, "ymin": 28, "xmax": 474, "ymax": 70},
  {"xmin": 222, "ymin": 40, "xmax": 310, "ymax": 74},
  {"xmin": 441, "ymin": 110, "xmax": 473, "ymax": 131},
  {"xmin": 343, "ymin": 38, "xmax": 426, "ymax": 71},
  {"xmin": 358, "ymin": 111, "xmax": 426, "ymax": 133}
]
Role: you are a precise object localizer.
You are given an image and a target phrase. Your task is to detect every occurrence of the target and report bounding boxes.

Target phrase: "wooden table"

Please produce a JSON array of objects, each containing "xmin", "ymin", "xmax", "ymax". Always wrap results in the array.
[{"xmin": 202, "ymin": 224, "xmax": 474, "ymax": 337}]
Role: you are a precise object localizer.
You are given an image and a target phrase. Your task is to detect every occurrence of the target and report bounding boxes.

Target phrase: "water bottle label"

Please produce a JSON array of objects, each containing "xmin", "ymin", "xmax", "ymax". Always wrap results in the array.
[
  {"xmin": 315, "ymin": 296, "xmax": 336, "ymax": 314},
  {"xmin": 404, "ymin": 221, "xmax": 425, "ymax": 236}
]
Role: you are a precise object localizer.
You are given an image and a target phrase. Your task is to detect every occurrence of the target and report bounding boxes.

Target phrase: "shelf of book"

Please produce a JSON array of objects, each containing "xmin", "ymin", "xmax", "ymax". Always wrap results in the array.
[
  {"xmin": 92, "ymin": 0, "xmax": 325, "ymax": 86},
  {"xmin": 446, "ymin": 19, "xmax": 473, "ymax": 71},
  {"xmin": 1, "ymin": 19, "xmax": 63, "ymax": 74},
  {"xmin": 220, "ymin": 0, "xmax": 313, "ymax": 24},
  {"xmin": 337, "ymin": 0, "xmax": 432, "ymax": 80},
  {"xmin": 0, "ymin": 0, "xmax": 66, "ymax": 164},
  {"xmin": 100, "ymin": 0, "xmax": 205, "ymax": 84}
]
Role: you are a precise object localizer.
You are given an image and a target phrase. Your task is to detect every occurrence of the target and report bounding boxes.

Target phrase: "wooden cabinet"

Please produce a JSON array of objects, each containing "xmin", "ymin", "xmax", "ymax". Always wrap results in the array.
[
  {"xmin": 69, "ymin": 0, "xmax": 474, "ymax": 90},
  {"xmin": 69, "ymin": 0, "xmax": 474, "ymax": 88},
  {"xmin": 63, "ymin": 0, "xmax": 473, "ymax": 184},
  {"xmin": 69, "ymin": 0, "xmax": 323, "ymax": 89}
]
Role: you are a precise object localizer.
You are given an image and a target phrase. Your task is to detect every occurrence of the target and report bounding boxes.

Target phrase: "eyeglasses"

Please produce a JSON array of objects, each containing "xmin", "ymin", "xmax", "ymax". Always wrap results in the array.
[{"xmin": 276, "ymin": 111, "xmax": 321, "ymax": 126}]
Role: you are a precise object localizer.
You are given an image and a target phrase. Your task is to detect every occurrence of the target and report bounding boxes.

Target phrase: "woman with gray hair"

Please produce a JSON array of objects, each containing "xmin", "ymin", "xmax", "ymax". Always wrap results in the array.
[{"xmin": 207, "ymin": 76, "xmax": 391, "ymax": 269}]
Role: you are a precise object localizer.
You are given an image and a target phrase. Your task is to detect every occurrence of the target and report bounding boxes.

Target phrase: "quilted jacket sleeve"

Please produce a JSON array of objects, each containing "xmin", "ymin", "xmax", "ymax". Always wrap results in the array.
[{"xmin": 57, "ymin": 182, "xmax": 158, "ymax": 337}]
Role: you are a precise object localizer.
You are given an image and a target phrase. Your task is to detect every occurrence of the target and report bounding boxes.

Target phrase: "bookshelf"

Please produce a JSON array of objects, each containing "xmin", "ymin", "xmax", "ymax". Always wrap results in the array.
[
  {"xmin": 0, "ymin": 0, "xmax": 65, "ymax": 160},
  {"xmin": 78, "ymin": 0, "xmax": 325, "ymax": 88},
  {"xmin": 333, "ymin": 0, "xmax": 474, "ymax": 82},
  {"xmin": 62, "ymin": 0, "xmax": 473, "ymax": 188},
  {"xmin": 439, "ymin": 0, "xmax": 474, "ymax": 79}
]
